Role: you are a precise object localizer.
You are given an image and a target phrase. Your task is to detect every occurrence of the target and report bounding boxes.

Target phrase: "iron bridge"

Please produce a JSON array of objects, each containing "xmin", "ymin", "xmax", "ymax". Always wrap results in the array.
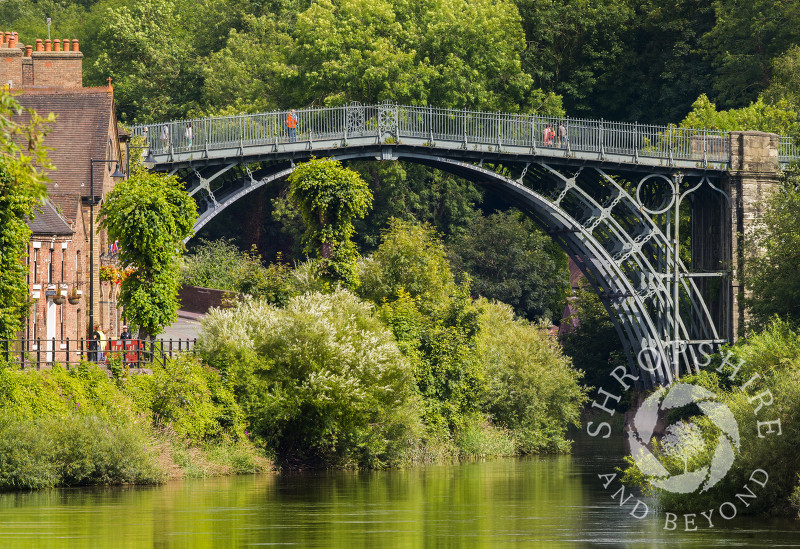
[{"xmin": 131, "ymin": 103, "xmax": 800, "ymax": 388}]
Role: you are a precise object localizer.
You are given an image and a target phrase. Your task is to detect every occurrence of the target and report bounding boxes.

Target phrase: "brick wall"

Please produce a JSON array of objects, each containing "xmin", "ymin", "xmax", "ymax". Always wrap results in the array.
[
  {"xmin": 178, "ymin": 285, "xmax": 234, "ymax": 314},
  {"xmin": 25, "ymin": 237, "xmax": 87, "ymax": 360},
  {"xmin": 1, "ymin": 33, "xmax": 82, "ymax": 90},
  {"xmin": 0, "ymin": 45, "xmax": 22, "ymax": 87},
  {"xmin": 32, "ymin": 53, "xmax": 83, "ymax": 88}
]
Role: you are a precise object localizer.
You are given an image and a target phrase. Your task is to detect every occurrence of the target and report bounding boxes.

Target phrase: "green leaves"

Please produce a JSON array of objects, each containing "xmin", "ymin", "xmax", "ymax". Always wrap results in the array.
[
  {"xmin": 99, "ymin": 170, "xmax": 197, "ymax": 337},
  {"xmin": 449, "ymin": 210, "xmax": 569, "ymax": 322},
  {"xmin": 289, "ymin": 158, "xmax": 373, "ymax": 286},
  {"xmin": 744, "ymin": 162, "xmax": 800, "ymax": 329},
  {"xmin": 0, "ymin": 89, "xmax": 53, "ymax": 338},
  {"xmin": 197, "ymin": 290, "xmax": 421, "ymax": 468}
]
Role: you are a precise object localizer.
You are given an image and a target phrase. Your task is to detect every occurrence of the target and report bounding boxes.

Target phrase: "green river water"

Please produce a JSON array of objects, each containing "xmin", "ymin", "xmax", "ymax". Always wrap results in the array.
[{"xmin": 1, "ymin": 436, "xmax": 798, "ymax": 548}]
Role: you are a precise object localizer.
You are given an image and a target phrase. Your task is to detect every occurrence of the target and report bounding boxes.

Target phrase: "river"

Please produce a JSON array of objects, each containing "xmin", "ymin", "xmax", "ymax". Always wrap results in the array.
[{"xmin": 0, "ymin": 436, "xmax": 798, "ymax": 547}]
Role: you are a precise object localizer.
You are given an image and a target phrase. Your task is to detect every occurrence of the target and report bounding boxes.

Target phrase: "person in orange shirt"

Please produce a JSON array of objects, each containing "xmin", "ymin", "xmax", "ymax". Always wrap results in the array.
[{"xmin": 286, "ymin": 109, "xmax": 298, "ymax": 142}]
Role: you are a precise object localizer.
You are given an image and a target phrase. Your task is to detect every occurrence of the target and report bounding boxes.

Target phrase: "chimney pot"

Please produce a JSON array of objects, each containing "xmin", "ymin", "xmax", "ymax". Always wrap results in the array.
[
  {"xmin": 35, "ymin": 39, "xmax": 43, "ymax": 52},
  {"xmin": 25, "ymin": 45, "xmax": 32, "ymax": 57},
  {"xmin": 44, "ymin": 39, "xmax": 51, "ymax": 51},
  {"xmin": 62, "ymin": 39, "xmax": 69, "ymax": 52},
  {"xmin": 53, "ymin": 39, "xmax": 61, "ymax": 52},
  {"xmin": 3, "ymin": 32, "xmax": 9, "ymax": 44},
  {"xmin": 71, "ymin": 39, "xmax": 79, "ymax": 52}
]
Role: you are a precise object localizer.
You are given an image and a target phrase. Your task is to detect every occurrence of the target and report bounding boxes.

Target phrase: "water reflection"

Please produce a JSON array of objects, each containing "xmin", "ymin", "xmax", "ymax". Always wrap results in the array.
[{"xmin": 0, "ymin": 439, "xmax": 797, "ymax": 547}]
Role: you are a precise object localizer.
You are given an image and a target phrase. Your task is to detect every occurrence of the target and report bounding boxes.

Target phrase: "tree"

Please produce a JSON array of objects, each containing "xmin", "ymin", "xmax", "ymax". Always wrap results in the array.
[
  {"xmin": 359, "ymin": 218, "xmax": 459, "ymax": 309},
  {"xmin": 359, "ymin": 219, "xmax": 485, "ymax": 434},
  {"xmin": 200, "ymin": 14, "xmax": 294, "ymax": 114},
  {"xmin": 449, "ymin": 210, "xmax": 569, "ymax": 322},
  {"xmin": 561, "ymin": 281, "xmax": 624, "ymax": 398},
  {"xmin": 197, "ymin": 290, "xmax": 421, "ymax": 468},
  {"xmin": 702, "ymin": 0, "xmax": 800, "ymax": 108},
  {"xmin": 288, "ymin": 157, "xmax": 373, "ymax": 287},
  {"xmin": 743, "ymin": 162, "xmax": 800, "ymax": 329},
  {"xmin": 476, "ymin": 300, "xmax": 586, "ymax": 453},
  {"xmin": 89, "ymin": 0, "xmax": 202, "ymax": 122},
  {"xmin": 515, "ymin": 0, "xmax": 632, "ymax": 116},
  {"xmin": 679, "ymin": 94, "xmax": 798, "ymax": 135},
  {"xmin": 99, "ymin": 170, "xmax": 197, "ymax": 338},
  {"xmin": 0, "ymin": 90, "xmax": 53, "ymax": 338}
]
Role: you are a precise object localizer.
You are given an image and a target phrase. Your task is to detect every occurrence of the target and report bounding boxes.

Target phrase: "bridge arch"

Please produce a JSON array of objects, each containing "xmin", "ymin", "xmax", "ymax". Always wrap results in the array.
[
  {"xmin": 136, "ymin": 103, "xmax": 755, "ymax": 386},
  {"xmin": 175, "ymin": 150, "xmax": 727, "ymax": 388}
]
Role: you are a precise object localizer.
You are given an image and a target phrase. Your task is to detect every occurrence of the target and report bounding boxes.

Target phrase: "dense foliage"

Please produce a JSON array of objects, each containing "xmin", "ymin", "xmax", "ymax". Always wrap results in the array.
[
  {"xmin": 0, "ymin": 90, "xmax": 53, "ymax": 338},
  {"xmin": 449, "ymin": 211, "xmax": 568, "ymax": 322},
  {"xmin": 0, "ymin": 358, "xmax": 266, "ymax": 490},
  {"xmin": 621, "ymin": 320, "xmax": 800, "ymax": 517},
  {"xmin": 10, "ymin": 0, "xmax": 800, "ymax": 126},
  {"xmin": 191, "ymin": 219, "xmax": 588, "ymax": 467},
  {"xmin": 743, "ymin": 162, "xmax": 800, "ymax": 329},
  {"xmin": 288, "ymin": 158, "xmax": 372, "ymax": 286},
  {"xmin": 477, "ymin": 300, "xmax": 587, "ymax": 453},
  {"xmin": 99, "ymin": 170, "xmax": 197, "ymax": 337},
  {"xmin": 197, "ymin": 290, "xmax": 421, "ymax": 468}
]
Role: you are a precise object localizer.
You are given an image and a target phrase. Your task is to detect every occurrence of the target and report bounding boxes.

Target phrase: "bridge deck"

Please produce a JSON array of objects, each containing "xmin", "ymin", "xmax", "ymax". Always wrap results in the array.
[{"xmin": 131, "ymin": 104, "xmax": 799, "ymax": 172}]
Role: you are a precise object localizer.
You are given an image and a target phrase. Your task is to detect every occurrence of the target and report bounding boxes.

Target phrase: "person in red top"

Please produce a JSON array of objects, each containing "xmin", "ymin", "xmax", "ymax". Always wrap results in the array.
[{"xmin": 286, "ymin": 109, "xmax": 298, "ymax": 142}]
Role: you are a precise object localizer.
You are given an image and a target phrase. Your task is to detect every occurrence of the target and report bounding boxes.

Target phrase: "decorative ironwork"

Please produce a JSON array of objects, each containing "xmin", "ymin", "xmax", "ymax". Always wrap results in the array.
[
  {"xmin": 378, "ymin": 101, "xmax": 397, "ymax": 140},
  {"xmin": 346, "ymin": 102, "xmax": 366, "ymax": 137},
  {"xmin": 128, "ymin": 102, "xmax": 773, "ymax": 388}
]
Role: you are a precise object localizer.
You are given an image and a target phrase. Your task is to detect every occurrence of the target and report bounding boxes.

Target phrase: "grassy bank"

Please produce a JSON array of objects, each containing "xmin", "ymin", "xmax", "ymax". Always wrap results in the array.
[{"xmin": 0, "ymin": 358, "xmax": 269, "ymax": 491}]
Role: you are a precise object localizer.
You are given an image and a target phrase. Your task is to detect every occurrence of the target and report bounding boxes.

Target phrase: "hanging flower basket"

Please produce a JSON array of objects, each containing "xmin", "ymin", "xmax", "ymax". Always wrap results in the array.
[
  {"xmin": 68, "ymin": 289, "xmax": 81, "ymax": 305},
  {"xmin": 53, "ymin": 291, "xmax": 66, "ymax": 305}
]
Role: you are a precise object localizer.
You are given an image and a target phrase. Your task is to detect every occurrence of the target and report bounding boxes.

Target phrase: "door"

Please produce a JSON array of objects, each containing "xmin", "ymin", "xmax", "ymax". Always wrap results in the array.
[{"xmin": 46, "ymin": 298, "xmax": 56, "ymax": 362}]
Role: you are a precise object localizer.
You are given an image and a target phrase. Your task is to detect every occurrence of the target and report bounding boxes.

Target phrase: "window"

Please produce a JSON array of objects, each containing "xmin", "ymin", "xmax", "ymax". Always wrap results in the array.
[
  {"xmin": 48, "ymin": 249, "xmax": 54, "ymax": 284},
  {"xmin": 33, "ymin": 248, "xmax": 38, "ymax": 284}
]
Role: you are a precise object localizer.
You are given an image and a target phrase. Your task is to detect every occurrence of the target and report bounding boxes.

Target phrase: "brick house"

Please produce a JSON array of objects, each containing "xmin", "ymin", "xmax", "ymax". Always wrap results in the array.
[{"xmin": 2, "ymin": 31, "xmax": 127, "ymax": 357}]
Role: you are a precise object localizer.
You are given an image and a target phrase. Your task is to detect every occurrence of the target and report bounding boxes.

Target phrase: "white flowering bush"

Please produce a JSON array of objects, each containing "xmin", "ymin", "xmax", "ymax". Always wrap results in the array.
[{"xmin": 197, "ymin": 290, "xmax": 421, "ymax": 468}]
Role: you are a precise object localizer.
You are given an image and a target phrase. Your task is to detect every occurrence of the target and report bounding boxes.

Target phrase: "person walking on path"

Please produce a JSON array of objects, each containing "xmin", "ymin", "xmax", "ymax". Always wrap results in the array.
[
  {"xmin": 558, "ymin": 122, "xmax": 567, "ymax": 148},
  {"xmin": 286, "ymin": 109, "xmax": 298, "ymax": 142},
  {"xmin": 184, "ymin": 122, "xmax": 193, "ymax": 149},
  {"xmin": 119, "ymin": 324, "xmax": 133, "ymax": 340}
]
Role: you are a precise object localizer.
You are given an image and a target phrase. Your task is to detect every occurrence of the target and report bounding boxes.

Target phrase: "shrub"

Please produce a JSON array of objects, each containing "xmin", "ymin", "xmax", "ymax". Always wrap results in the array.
[
  {"xmin": 476, "ymin": 300, "xmax": 588, "ymax": 453},
  {"xmin": 622, "ymin": 320, "xmax": 800, "ymax": 515},
  {"xmin": 198, "ymin": 290, "xmax": 422, "ymax": 468},
  {"xmin": 130, "ymin": 353, "xmax": 245, "ymax": 442},
  {"xmin": 0, "ymin": 415, "xmax": 164, "ymax": 490}
]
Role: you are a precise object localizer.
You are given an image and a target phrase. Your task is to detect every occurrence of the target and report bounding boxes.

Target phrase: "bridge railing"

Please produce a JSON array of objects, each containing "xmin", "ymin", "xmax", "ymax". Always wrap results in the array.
[
  {"xmin": 779, "ymin": 136, "xmax": 800, "ymax": 163},
  {"xmin": 132, "ymin": 104, "xmax": 737, "ymax": 165}
]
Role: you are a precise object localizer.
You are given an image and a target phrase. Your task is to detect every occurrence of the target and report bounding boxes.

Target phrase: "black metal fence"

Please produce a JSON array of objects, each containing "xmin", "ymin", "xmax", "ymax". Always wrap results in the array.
[{"xmin": 0, "ymin": 337, "xmax": 197, "ymax": 370}]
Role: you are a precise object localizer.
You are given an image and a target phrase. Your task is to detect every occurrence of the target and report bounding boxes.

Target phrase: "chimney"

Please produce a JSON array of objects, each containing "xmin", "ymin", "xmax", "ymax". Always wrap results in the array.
[
  {"xmin": 0, "ymin": 32, "xmax": 22, "ymax": 87},
  {"xmin": 29, "ymin": 36, "xmax": 84, "ymax": 88}
]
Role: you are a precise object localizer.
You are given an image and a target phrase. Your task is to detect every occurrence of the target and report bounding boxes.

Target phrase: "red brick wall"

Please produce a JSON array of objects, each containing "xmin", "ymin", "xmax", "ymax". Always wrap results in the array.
[
  {"xmin": 0, "ymin": 47, "xmax": 22, "ymax": 88},
  {"xmin": 21, "ymin": 58, "xmax": 32, "ymax": 86},
  {"xmin": 25, "ymin": 237, "xmax": 87, "ymax": 362},
  {"xmin": 32, "ymin": 53, "xmax": 82, "ymax": 88}
]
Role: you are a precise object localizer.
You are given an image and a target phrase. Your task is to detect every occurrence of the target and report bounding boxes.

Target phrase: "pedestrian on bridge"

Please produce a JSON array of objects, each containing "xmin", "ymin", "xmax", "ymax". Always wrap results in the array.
[
  {"xmin": 286, "ymin": 109, "xmax": 298, "ymax": 142},
  {"xmin": 160, "ymin": 124, "xmax": 169, "ymax": 151},
  {"xmin": 185, "ymin": 122, "xmax": 193, "ymax": 149},
  {"xmin": 558, "ymin": 122, "xmax": 567, "ymax": 148},
  {"xmin": 543, "ymin": 123, "xmax": 554, "ymax": 146}
]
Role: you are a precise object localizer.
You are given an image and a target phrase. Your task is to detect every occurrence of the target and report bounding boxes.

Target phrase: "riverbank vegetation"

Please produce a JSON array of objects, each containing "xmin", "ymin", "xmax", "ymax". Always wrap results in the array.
[
  {"xmin": 620, "ymin": 164, "xmax": 800, "ymax": 518},
  {"xmin": 194, "ymin": 218, "xmax": 587, "ymax": 468},
  {"xmin": 0, "ymin": 356, "xmax": 268, "ymax": 490}
]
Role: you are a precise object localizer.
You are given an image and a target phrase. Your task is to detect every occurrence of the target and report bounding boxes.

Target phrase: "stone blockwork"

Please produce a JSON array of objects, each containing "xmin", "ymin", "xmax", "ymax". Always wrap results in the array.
[{"xmin": 727, "ymin": 131, "xmax": 781, "ymax": 338}]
